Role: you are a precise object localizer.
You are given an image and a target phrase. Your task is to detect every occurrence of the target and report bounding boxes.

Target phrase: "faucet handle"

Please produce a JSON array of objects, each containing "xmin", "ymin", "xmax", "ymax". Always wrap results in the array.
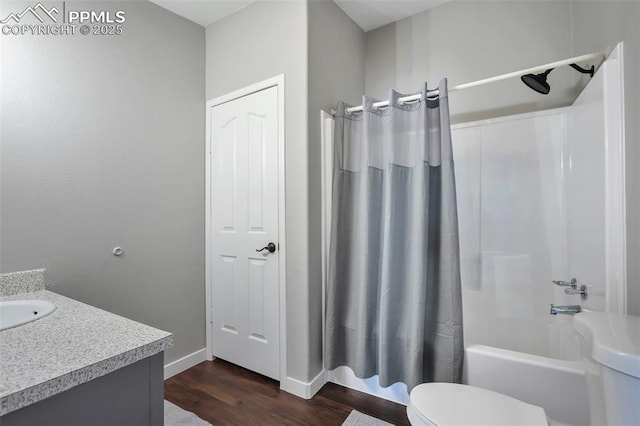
[
  {"xmin": 565, "ymin": 284, "xmax": 589, "ymax": 300},
  {"xmin": 552, "ymin": 278, "xmax": 578, "ymax": 288}
]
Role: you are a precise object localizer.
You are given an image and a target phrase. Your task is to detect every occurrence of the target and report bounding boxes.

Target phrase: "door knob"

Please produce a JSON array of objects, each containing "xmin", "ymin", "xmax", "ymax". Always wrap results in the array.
[{"xmin": 256, "ymin": 242, "xmax": 277, "ymax": 254}]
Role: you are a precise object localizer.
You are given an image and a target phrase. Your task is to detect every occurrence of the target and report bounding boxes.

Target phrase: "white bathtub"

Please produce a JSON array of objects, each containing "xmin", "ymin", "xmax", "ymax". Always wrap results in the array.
[
  {"xmin": 328, "ymin": 343, "xmax": 589, "ymax": 425},
  {"xmin": 464, "ymin": 344, "xmax": 589, "ymax": 426}
]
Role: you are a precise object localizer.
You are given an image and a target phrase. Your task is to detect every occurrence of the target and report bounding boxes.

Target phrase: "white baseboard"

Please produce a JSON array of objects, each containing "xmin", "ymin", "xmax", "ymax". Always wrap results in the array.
[
  {"xmin": 327, "ymin": 366, "xmax": 409, "ymax": 405},
  {"xmin": 280, "ymin": 369, "xmax": 327, "ymax": 399},
  {"xmin": 164, "ymin": 348, "xmax": 208, "ymax": 380}
]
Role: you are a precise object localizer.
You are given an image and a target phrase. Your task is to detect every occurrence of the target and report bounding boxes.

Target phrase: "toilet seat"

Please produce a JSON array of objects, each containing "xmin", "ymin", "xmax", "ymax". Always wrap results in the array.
[{"xmin": 407, "ymin": 383, "xmax": 548, "ymax": 426}]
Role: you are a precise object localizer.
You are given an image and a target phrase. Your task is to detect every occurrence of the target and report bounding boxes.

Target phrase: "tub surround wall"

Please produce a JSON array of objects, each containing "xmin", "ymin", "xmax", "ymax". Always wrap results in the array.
[
  {"xmin": 452, "ymin": 54, "xmax": 625, "ymax": 353},
  {"xmin": 0, "ymin": 269, "xmax": 45, "ymax": 296},
  {"xmin": 452, "ymin": 110, "xmax": 576, "ymax": 357}
]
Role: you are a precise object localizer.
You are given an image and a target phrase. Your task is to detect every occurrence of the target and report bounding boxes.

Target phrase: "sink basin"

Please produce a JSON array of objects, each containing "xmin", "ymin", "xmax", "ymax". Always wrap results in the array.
[{"xmin": 0, "ymin": 300, "xmax": 56, "ymax": 331}]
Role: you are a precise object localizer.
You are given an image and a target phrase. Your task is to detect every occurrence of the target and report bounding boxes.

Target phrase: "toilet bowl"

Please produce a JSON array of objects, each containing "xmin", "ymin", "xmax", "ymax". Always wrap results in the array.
[
  {"xmin": 407, "ymin": 382, "xmax": 548, "ymax": 426},
  {"xmin": 408, "ymin": 311, "xmax": 640, "ymax": 426}
]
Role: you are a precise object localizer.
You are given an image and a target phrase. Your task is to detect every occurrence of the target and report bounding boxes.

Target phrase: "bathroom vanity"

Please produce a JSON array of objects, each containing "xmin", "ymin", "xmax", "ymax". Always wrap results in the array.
[{"xmin": 0, "ymin": 270, "xmax": 173, "ymax": 425}]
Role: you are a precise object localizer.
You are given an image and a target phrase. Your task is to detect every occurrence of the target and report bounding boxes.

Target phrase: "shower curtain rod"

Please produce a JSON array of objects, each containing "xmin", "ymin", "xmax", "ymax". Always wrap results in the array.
[{"xmin": 338, "ymin": 51, "xmax": 605, "ymax": 115}]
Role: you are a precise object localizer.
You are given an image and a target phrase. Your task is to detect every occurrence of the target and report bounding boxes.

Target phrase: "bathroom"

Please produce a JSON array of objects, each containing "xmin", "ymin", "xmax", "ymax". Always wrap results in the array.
[{"xmin": 1, "ymin": 0, "xmax": 639, "ymax": 425}]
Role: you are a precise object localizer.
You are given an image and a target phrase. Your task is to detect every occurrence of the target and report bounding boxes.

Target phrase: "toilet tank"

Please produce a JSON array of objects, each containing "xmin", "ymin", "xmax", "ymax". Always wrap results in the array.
[{"xmin": 573, "ymin": 312, "xmax": 640, "ymax": 426}]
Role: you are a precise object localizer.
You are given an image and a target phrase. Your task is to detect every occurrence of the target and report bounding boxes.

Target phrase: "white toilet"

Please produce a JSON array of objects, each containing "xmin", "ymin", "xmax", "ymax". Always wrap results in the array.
[
  {"xmin": 407, "ymin": 311, "xmax": 640, "ymax": 426},
  {"xmin": 573, "ymin": 311, "xmax": 640, "ymax": 426}
]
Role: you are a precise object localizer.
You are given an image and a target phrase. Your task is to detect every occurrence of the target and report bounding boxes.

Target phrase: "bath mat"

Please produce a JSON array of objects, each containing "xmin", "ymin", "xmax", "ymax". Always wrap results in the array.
[
  {"xmin": 342, "ymin": 410, "xmax": 394, "ymax": 426},
  {"xmin": 164, "ymin": 400, "xmax": 212, "ymax": 426}
]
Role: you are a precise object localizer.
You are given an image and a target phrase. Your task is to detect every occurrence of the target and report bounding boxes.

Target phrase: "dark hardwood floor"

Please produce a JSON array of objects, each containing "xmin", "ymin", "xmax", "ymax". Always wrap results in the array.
[{"xmin": 164, "ymin": 359, "xmax": 410, "ymax": 426}]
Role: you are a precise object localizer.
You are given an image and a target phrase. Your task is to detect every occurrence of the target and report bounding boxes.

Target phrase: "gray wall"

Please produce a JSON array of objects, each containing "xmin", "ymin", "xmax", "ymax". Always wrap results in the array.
[
  {"xmin": 308, "ymin": 0, "xmax": 365, "ymax": 378},
  {"xmin": 364, "ymin": 0, "xmax": 640, "ymax": 314},
  {"xmin": 0, "ymin": 1, "xmax": 206, "ymax": 362},
  {"xmin": 205, "ymin": 0, "xmax": 313, "ymax": 381}
]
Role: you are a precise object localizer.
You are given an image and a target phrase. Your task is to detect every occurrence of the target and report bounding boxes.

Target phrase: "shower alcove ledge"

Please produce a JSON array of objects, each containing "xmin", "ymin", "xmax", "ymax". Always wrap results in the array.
[{"xmin": 0, "ymin": 274, "xmax": 173, "ymax": 425}]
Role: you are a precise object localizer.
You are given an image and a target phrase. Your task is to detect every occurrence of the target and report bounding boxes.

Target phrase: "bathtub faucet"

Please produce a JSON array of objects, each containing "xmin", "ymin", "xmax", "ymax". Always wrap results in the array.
[
  {"xmin": 550, "ymin": 304, "xmax": 582, "ymax": 315},
  {"xmin": 552, "ymin": 277, "xmax": 589, "ymax": 300}
]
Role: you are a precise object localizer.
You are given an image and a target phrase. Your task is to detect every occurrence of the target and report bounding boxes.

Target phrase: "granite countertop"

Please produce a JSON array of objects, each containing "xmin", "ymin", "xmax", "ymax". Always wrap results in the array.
[{"xmin": 0, "ymin": 288, "xmax": 173, "ymax": 416}]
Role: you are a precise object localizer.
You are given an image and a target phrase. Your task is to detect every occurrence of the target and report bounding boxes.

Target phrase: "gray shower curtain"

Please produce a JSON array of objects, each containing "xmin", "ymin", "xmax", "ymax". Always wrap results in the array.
[{"xmin": 325, "ymin": 80, "xmax": 464, "ymax": 390}]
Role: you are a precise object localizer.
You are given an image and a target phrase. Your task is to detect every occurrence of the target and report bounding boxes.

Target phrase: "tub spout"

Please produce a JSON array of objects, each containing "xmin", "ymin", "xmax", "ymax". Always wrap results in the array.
[{"xmin": 550, "ymin": 304, "xmax": 582, "ymax": 315}]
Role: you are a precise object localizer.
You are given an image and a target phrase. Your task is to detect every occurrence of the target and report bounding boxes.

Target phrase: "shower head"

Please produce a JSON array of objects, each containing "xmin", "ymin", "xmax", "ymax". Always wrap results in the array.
[
  {"xmin": 521, "ymin": 69, "xmax": 553, "ymax": 95},
  {"xmin": 521, "ymin": 63, "xmax": 595, "ymax": 95}
]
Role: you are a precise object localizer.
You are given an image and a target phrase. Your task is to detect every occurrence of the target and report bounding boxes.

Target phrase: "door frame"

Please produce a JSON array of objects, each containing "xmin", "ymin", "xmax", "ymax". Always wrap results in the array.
[{"xmin": 205, "ymin": 74, "xmax": 287, "ymax": 381}]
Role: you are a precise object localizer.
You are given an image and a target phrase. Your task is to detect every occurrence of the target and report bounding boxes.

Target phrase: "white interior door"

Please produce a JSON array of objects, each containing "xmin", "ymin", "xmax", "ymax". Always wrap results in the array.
[{"xmin": 209, "ymin": 85, "xmax": 280, "ymax": 380}]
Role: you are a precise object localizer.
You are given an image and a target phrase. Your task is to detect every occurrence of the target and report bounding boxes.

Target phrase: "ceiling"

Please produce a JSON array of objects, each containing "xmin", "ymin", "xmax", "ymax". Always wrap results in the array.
[
  {"xmin": 148, "ymin": 0, "xmax": 255, "ymax": 27},
  {"xmin": 147, "ymin": 0, "xmax": 450, "ymax": 31},
  {"xmin": 333, "ymin": 0, "xmax": 449, "ymax": 31}
]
